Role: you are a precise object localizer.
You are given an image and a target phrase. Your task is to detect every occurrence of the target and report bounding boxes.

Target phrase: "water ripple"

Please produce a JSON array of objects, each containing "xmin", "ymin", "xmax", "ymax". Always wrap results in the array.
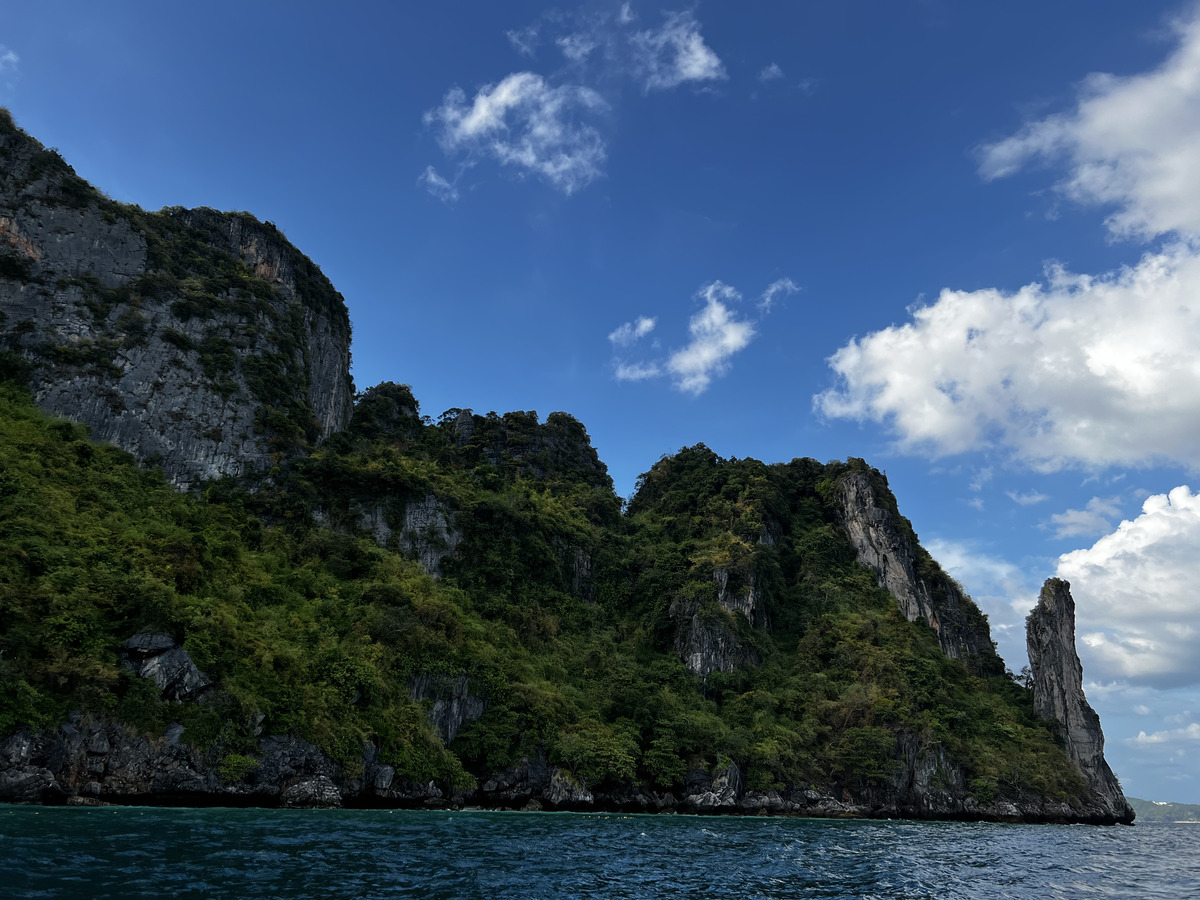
[{"xmin": 1, "ymin": 806, "xmax": 1197, "ymax": 898}]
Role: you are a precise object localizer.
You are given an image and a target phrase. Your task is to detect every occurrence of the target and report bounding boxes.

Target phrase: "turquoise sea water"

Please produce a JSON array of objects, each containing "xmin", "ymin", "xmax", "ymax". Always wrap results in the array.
[{"xmin": 2, "ymin": 806, "xmax": 1196, "ymax": 899}]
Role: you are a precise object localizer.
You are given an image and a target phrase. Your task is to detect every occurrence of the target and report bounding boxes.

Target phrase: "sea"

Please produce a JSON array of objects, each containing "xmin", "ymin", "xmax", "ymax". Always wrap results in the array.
[{"xmin": 2, "ymin": 806, "xmax": 1196, "ymax": 898}]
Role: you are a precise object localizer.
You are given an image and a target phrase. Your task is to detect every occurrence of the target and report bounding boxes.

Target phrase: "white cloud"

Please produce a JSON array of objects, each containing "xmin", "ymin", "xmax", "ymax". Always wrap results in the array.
[
  {"xmin": 629, "ymin": 11, "xmax": 726, "ymax": 92},
  {"xmin": 1007, "ymin": 490, "xmax": 1048, "ymax": 506},
  {"xmin": 758, "ymin": 63, "xmax": 784, "ymax": 83},
  {"xmin": 506, "ymin": 26, "xmax": 540, "ymax": 57},
  {"xmin": 425, "ymin": 72, "xmax": 608, "ymax": 195},
  {"xmin": 615, "ymin": 361, "xmax": 661, "ymax": 382},
  {"xmin": 978, "ymin": 9, "xmax": 1200, "ymax": 240},
  {"xmin": 557, "ymin": 34, "xmax": 600, "ymax": 62},
  {"xmin": 667, "ymin": 282, "xmax": 755, "ymax": 395},
  {"xmin": 417, "ymin": 165, "xmax": 459, "ymax": 203},
  {"xmin": 608, "ymin": 316, "xmax": 656, "ymax": 347},
  {"xmin": 0, "ymin": 47, "xmax": 16, "ymax": 74},
  {"xmin": 758, "ymin": 277, "xmax": 799, "ymax": 312},
  {"xmin": 1046, "ymin": 495, "xmax": 1121, "ymax": 539},
  {"xmin": 814, "ymin": 244, "xmax": 1200, "ymax": 470},
  {"xmin": 1132, "ymin": 722, "xmax": 1200, "ymax": 745},
  {"xmin": 608, "ymin": 278, "xmax": 784, "ymax": 395},
  {"xmin": 618, "ymin": 3, "xmax": 635, "ymax": 25},
  {"xmin": 1057, "ymin": 485, "xmax": 1200, "ymax": 687}
]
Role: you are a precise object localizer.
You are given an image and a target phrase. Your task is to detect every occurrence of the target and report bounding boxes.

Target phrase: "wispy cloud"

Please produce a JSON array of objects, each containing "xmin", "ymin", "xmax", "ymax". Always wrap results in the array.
[
  {"xmin": 426, "ymin": 6, "xmax": 726, "ymax": 196},
  {"xmin": 425, "ymin": 73, "xmax": 608, "ymax": 195},
  {"xmin": 1007, "ymin": 490, "xmax": 1049, "ymax": 506},
  {"xmin": 1046, "ymin": 495, "xmax": 1121, "ymax": 539},
  {"xmin": 609, "ymin": 316, "xmax": 656, "ymax": 347},
  {"xmin": 758, "ymin": 62, "xmax": 784, "ymax": 83},
  {"xmin": 418, "ymin": 165, "xmax": 460, "ymax": 203},
  {"xmin": 615, "ymin": 361, "xmax": 661, "ymax": 382},
  {"xmin": 758, "ymin": 277, "xmax": 799, "ymax": 312},
  {"xmin": 0, "ymin": 44, "xmax": 18, "ymax": 97},
  {"xmin": 630, "ymin": 11, "xmax": 726, "ymax": 92},
  {"xmin": 609, "ymin": 277, "xmax": 792, "ymax": 395},
  {"xmin": 506, "ymin": 25, "xmax": 541, "ymax": 57}
]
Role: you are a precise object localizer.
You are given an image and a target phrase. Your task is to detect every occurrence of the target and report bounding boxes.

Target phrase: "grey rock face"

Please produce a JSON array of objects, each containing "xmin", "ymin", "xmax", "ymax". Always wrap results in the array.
[
  {"xmin": 834, "ymin": 471, "xmax": 1002, "ymax": 673},
  {"xmin": 671, "ymin": 568, "xmax": 762, "ymax": 677},
  {"xmin": 0, "ymin": 117, "xmax": 352, "ymax": 487},
  {"xmin": 683, "ymin": 762, "xmax": 744, "ymax": 812},
  {"xmin": 1027, "ymin": 578, "xmax": 1134, "ymax": 824},
  {"xmin": 399, "ymin": 495, "xmax": 462, "ymax": 577},
  {"xmin": 119, "ymin": 633, "xmax": 212, "ymax": 702},
  {"xmin": 408, "ymin": 673, "xmax": 487, "ymax": 744}
]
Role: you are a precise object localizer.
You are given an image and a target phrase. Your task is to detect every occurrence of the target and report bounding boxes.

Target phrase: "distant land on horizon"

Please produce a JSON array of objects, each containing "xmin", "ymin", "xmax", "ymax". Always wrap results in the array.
[{"xmin": 1128, "ymin": 798, "xmax": 1200, "ymax": 824}]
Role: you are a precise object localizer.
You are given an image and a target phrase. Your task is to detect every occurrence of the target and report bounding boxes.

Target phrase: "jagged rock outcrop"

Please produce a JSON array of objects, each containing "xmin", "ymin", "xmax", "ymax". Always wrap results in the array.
[
  {"xmin": 119, "ymin": 633, "xmax": 212, "ymax": 702},
  {"xmin": 834, "ymin": 470, "xmax": 1003, "ymax": 674},
  {"xmin": 408, "ymin": 673, "xmax": 487, "ymax": 744},
  {"xmin": 1027, "ymin": 578, "xmax": 1134, "ymax": 824},
  {"xmin": 0, "ymin": 110, "xmax": 352, "ymax": 486}
]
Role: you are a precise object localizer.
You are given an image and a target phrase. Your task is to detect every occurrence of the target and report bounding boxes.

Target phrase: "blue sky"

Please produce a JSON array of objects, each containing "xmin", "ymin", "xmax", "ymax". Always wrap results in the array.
[{"xmin": 6, "ymin": 1, "xmax": 1200, "ymax": 803}]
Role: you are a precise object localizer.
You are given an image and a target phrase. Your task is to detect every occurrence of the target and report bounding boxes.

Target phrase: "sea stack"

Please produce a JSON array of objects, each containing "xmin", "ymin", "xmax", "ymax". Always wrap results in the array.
[{"xmin": 1026, "ymin": 578, "xmax": 1135, "ymax": 824}]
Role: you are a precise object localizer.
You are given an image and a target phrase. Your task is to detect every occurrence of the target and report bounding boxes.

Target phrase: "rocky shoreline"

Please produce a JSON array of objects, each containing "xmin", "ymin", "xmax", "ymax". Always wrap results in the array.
[{"xmin": 0, "ymin": 713, "xmax": 1131, "ymax": 825}]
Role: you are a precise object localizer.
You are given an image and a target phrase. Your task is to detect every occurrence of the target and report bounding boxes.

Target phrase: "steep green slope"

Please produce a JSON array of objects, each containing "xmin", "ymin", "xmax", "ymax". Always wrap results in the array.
[{"xmin": 0, "ymin": 378, "xmax": 1088, "ymax": 811}]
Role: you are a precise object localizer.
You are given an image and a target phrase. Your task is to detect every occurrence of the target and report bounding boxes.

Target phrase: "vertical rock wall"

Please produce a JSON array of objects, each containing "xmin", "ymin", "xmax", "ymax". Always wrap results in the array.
[
  {"xmin": 0, "ymin": 110, "xmax": 352, "ymax": 486},
  {"xmin": 1027, "ymin": 578, "xmax": 1134, "ymax": 823}
]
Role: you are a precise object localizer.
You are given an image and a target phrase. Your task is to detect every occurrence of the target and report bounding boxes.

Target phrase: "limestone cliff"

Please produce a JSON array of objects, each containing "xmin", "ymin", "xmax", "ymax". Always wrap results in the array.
[
  {"xmin": 834, "ymin": 470, "xmax": 1004, "ymax": 675},
  {"xmin": 0, "ymin": 109, "xmax": 352, "ymax": 486},
  {"xmin": 671, "ymin": 568, "xmax": 763, "ymax": 677},
  {"xmin": 1027, "ymin": 578, "xmax": 1134, "ymax": 824}
]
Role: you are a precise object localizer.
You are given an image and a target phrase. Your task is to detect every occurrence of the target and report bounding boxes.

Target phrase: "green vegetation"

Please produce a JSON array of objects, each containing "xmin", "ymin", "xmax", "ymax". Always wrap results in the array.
[{"xmin": 0, "ymin": 376, "xmax": 1088, "ymax": 804}]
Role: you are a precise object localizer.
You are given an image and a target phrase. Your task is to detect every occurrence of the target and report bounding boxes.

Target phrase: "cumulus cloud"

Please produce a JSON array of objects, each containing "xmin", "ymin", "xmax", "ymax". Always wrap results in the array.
[
  {"xmin": 1047, "ymin": 495, "xmax": 1121, "ymax": 539},
  {"xmin": 667, "ymin": 282, "xmax": 755, "ymax": 395},
  {"xmin": 417, "ymin": 165, "xmax": 459, "ymax": 203},
  {"xmin": 425, "ymin": 73, "xmax": 608, "ymax": 194},
  {"xmin": 758, "ymin": 277, "xmax": 799, "ymax": 312},
  {"xmin": 815, "ymin": 244, "xmax": 1200, "ymax": 470},
  {"xmin": 978, "ymin": 10, "xmax": 1200, "ymax": 240},
  {"xmin": 758, "ymin": 63, "xmax": 784, "ymax": 83},
  {"xmin": 820, "ymin": 13, "xmax": 1200, "ymax": 472},
  {"xmin": 0, "ymin": 47, "xmax": 16, "ymax": 73},
  {"xmin": 1057, "ymin": 485, "xmax": 1200, "ymax": 687},
  {"xmin": 608, "ymin": 316, "xmax": 656, "ymax": 347},
  {"xmin": 629, "ymin": 11, "xmax": 726, "ymax": 92}
]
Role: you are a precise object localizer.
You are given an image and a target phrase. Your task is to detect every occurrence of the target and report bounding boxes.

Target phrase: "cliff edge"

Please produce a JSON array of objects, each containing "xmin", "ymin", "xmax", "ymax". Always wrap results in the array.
[
  {"xmin": 0, "ymin": 108, "xmax": 352, "ymax": 486},
  {"xmin": 834, "ymin": 469, "xmax": 1004, "ymax": 675}
]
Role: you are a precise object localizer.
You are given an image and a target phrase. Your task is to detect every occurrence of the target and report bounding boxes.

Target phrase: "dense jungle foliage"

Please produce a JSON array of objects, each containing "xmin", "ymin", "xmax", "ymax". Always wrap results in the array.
[{"xmin": 0, "ymin": 377, "xmax": 1088, "ymax": 804}]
